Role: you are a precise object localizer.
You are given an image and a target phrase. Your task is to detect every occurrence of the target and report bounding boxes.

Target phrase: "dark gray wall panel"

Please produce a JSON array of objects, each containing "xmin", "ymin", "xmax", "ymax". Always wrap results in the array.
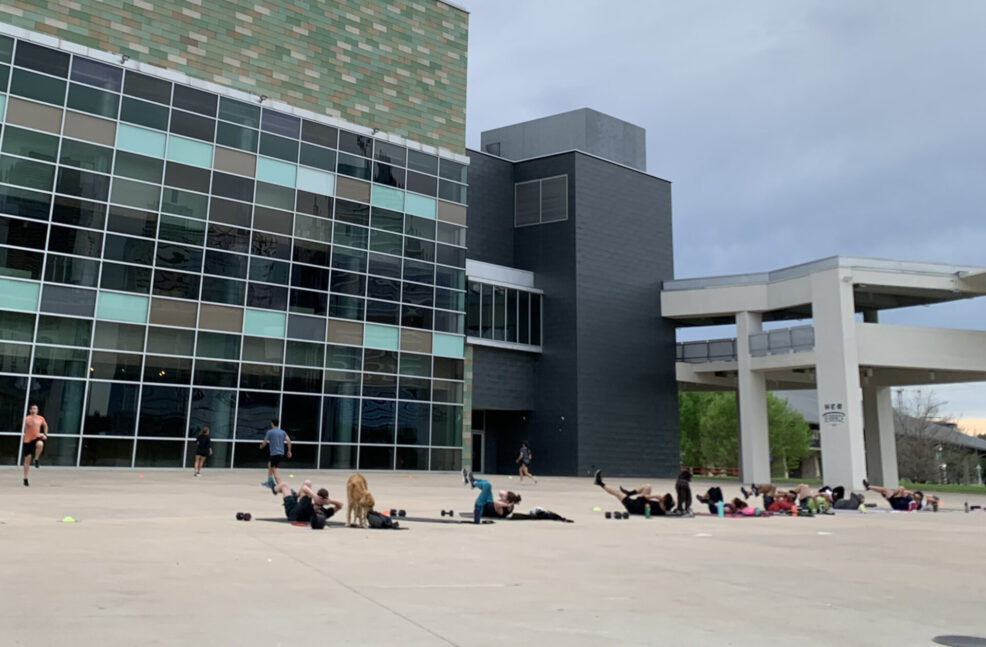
[
  {"xmin": 572, "ymin": 154, "xmax": 678, "ymax": 477},
  {"xmin": 463, "ymin": 151, "xmax": 515, "ymax": 266},
  {"xmin": 470, "ymin": 345, "xmax": 536, "ymax": 411}
]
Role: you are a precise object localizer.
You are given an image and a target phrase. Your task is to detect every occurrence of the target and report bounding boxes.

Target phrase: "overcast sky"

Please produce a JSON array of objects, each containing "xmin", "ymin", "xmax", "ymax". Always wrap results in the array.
[{"xmin": 457, "ymin": 1, "xmax": 986, "ymax": 422}]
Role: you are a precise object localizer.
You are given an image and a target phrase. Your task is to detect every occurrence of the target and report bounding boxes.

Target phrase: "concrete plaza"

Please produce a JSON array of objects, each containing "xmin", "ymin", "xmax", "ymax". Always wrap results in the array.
[{"xmin": 1, "ymin": 469, "xmax": 984, "ymax": 646}]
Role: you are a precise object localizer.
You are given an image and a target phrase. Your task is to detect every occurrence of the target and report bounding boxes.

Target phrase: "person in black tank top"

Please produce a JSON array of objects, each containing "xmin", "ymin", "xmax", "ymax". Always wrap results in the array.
[{"xmin": 516, "ymin": 441, "xmax": 537, "ymax": 484}]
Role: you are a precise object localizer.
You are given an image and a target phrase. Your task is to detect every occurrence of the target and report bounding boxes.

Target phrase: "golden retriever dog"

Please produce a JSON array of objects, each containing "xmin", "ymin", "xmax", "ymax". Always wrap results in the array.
[{"xmin": 346, "ymin": 472, "xmax": 375, "ymax": 528}]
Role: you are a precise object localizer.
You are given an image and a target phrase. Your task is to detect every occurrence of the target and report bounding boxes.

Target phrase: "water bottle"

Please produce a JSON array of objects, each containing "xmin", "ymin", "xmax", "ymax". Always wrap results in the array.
[
  {"xmin": 644, "ymin": 502, "xmax": 651, "ymax": 519},
  {"xmin": 716, "ymin": 500, "xmax": 724, "ymax": 518}
]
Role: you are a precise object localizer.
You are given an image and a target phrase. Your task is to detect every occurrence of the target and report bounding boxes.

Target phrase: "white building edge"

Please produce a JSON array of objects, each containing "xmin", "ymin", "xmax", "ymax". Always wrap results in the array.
[{"xmin": 661, "ymin": 256, "xmax": 986, "ymax": 488}]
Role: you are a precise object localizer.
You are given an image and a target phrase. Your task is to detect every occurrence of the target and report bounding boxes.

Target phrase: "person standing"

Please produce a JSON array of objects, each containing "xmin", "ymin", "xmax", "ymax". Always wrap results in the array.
[
  {"xmin": 22, "ymin": 403, "xmax": 48, "ymax": 487},
  {"xmin": 516, "ymin": 441, "xmax": 537, "ymax": 484},
  {"xmin": 193, "ymin": 426, "xmax": 212, "ymax": 477},
  {"xmin": 259, "ymin": 418, "xmax": 291, "ymax": 489}
]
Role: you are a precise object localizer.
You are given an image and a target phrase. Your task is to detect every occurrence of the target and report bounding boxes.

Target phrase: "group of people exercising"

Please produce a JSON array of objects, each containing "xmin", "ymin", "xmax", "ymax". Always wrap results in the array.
[{"xmin": 590, "ymin": 468, "xmax": 941, "ymax": 518}]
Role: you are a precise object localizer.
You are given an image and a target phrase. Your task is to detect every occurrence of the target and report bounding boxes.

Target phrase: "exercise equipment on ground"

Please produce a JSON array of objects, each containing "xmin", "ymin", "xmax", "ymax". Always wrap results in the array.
[
  {"xmin": 440, "ymin": 509, "xmax": 455, "ymax": 517},
  {"xmin": 236, "ymin": 512, "xmax": 252, "ymax": 521}
]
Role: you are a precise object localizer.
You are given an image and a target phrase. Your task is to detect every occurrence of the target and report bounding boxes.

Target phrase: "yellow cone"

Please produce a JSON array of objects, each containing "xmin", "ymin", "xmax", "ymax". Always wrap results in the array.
[{"xmin": 61, "ymin": 516, "xmax": 76, "ymax": 523}]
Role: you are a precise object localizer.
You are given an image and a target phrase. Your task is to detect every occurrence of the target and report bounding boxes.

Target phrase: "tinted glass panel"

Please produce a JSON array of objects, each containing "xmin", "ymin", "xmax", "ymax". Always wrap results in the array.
[
  {"xmin": 9, "ymin": 69, "xmax": 65, "ymax": 104},
  {"xmin": 67, "ymin": 83, "xmax": 119, "ymax": 118},
  {"xmin": 360, "ymin": 399, "xmax": 394, "ymax": 444},
  {"xmin": 248, "ymin": 257, "xmax": 290, "ymax": 284},
  {"xmin": 71, "ymin": 56, "xmax": 123, "ymax": 91},
  {"xmin": 60, "ymin": 139, "xmax": 113, "ymax": 173},
  {"xmin": 138, "ymin": 386, "xmax": 189, "ymax": 437},
  {"xmin": 52, "ymin": 196, "xmax": 106, "ymax": 228},
  {"xmin": 48, "ymin": 225, "xmax": 102, "ymax": 257},
  {"xmin": 170, "ymin": 110, "xmax": 215, "ymax": 141},
  {"xmin": 338, "ymin": 131, "xmax": 372, "ymax": 157},
  {"xmin": 165, "ymin": 162, "xmax": 211, "ymax": 193},
  {"xmin": 261, "ymin": 109, "xmax": 300, "ymax": 138},
  {"xmin": 407, "ymin": 150, "xmax": 438, "ymax": 175},
  {"xmin": 172, "ymin": 85, "xmax": 217, "ymax": 116},
  {"xmin": 0, "ymin": 215, "xmax": 46, "ymax": 247},
  {"xmin": 209, "ymin": 198, "xmax": 252, "ymax": 227},
  {"xmin": 258, "ymin": 133, "xmax": 298, "ymax": 162},
  {"xmin": 218, "ymin": 97, "xmax": 260, "ymax": 127},
  {"xmin": 216, "ymin": 122, "xmax": 258, "ymax": 152},
  {"xmin": 85, "ymin": 382, "xmax": 139, "ymax": 435},
  {"xmin": 189, "ymin": 388, "xmax": 236, "ymax": 439},
  {"xmin": 337, "ymin": 152, "xmax": 370, "ymax": 180},
  {"xmin": 124, "ymin": 71, "xmax": 172, "ymax": 104},
  {"xmin": 45, "ymin": 254, "xmax": 99, "ymax": 287},
  {"xmin": 120, "ymin": 96, "xmax": 170, "ymax": 130},
  {"xmin": 0, "ymin": 247, "xmax": 43, "ymax": 279},
  {"xmin": 212, "ymin": 172, "xmax": 254, "ymax": 202},
  {"xmin": 15, "ymin": 42, "xmax": 69, "ymax": 76},
  {"xmin": 301, "ymin": 120, "xmax": 337, "ymax": 147},
  {"xmin": 2, "ymin": 126, "xmax": 59, "ymax": 161},
  {"xmin": 100, "ymin": 262, "xmax": 151, "ymax": 293},
  {"xmin": 203, "ymin": 249, "xmax": 248, "ymax": 278}
]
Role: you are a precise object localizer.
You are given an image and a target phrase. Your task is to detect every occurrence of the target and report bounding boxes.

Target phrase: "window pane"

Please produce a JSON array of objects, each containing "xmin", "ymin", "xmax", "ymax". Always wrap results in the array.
[
  {"xmin": 48, "ymin": 225, "xmax": 102, "ymax": 257},
  {"xmin": 138, "ymin": 385, "xmax": 189, "ymax": 437},
  {"xmin": 143, "ymin": 355, "xmax": 192, "ymax": 384},
  {"xmin": 30, "ymin": 377, "xmax": 86, "ymax": 435},
  {"xmin": 322, "ymin": 396, "xmax": 359, "ymax": 442},
  {"xmin": 10, "ymin": 68, "xmax": 66, "ymax": 104},
  {"xmin": 52, "ymin": 196, "xmax": 106, "ymax": 229},
  {"xmin": 242, "ymin": 336, "xmax": 283, "ymax": 363},
  {"xmin": 90, "ymin": 350, "xmax": 142, "ymax": 381},
  {"xmin": 146, "ymin": 326, "xmax": 195, "ymax": 355},
  {"xmin": 120, "ymin": 96, "xmax": 170, "ymax": 130},
  {"xmin": 173, "ymin": 85, "xmax": 217, "ymax": 117},
  {"xmin": 45, "ymin": 254, "xmax": 99, "ymax": 287},
  {"xmin": 280, "ymin": 393, "xmax": 319, "ymax": 441},
  {"xmin": 85, "ymin": 381, "xmax": 139, "ymax": 435},
  {"xmin": 71, "ymin": 56, "xmax": 122, "ymax": 91},
  {"xmin": 216, "ymin": 122, "xmax": 258, "ymax": 152},
  {"xmin": 123, "ymin": 71, "xmax": 172, "ymax": 104},
  {"xmin": 360, "ymin": 399, "xmax": 394, "ymax": 444},
  {"xmin": 218, "ymin": 97, "xmax": 260, "ymax": 127},
  {"xmin": 301, "ymin": 120, "xmax": 337, "ymax": 147},
  {"xmin": 36, "ymin": 315, "xmax": 91, "ymax": 346},
  {"xmin": 67, "ymin": 83, "xmax": 119, "ymax": 118},
  {"xmin": 189, "ymin": 388, "xmax": 236, "ymax": 439},
  {"xmin": 60, "ymin": 139, "xmax": 113, "ymax": 173},
  {"xmin": 407, "ymin": 150, "xmax": 438, "ymax": 175},
  {"xmin": 93, "ymin": 321, "xmax": 145, "ymax": 351},
  {"xmin": 0, "ymin": 310, "xmax": 35, "ymax": 341},
  {"xmin": 397, "ymin": 402, "xmax": 430, "ymax": 445},
  {"xmin": 15, "ymin": 42, "xmax": 70, "ymax": 76},
  {"xmin": 261, "ymin": 109, "xmax": 300, "ymax": 138},
  {"xmin": 197, "ymin": 331, "xmax": 240, "ymax": 359},
  {"xmin": 0, "ymin": 155, "xmax": 55, "ymax": 191},
  {"xmin": 2, "ymin": 126, "xmax": 59, "ymax": 161}
]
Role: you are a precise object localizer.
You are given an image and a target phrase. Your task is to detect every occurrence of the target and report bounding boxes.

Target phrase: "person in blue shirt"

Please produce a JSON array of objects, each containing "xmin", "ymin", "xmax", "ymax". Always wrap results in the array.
[{"xmin": 259, "ymin": 419, "xmax": 291, "ymax": 489}]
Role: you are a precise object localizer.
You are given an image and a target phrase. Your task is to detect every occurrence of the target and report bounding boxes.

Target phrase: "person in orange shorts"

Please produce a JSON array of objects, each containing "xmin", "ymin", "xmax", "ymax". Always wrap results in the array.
[{"xmin": 22, "ymin": 403, "xmax": 49, "ymax": 487}]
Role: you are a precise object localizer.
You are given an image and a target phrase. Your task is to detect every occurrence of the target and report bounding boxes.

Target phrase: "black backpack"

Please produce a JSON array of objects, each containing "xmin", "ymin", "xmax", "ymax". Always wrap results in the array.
[
  {"xmin": 367, "ymin": 509, "xmax": 398, "ymax": 529},
  {"xmin": 310, "ymin": 511, "xmax": 327, "ymax": 529}
]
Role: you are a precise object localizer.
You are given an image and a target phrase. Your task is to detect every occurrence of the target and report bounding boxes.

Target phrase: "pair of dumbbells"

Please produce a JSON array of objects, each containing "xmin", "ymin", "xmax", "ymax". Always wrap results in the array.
[
  {"xmin": 440, "ymin": 509, "xmax": 455, "ymax": 517},
  {"xmin": 388, "ymin": 509, "xmax": 407, "ymax": 517},
  {"xmin": 605, "ymin": 511, "xmax": 629, "ymax": 519},
  {"xmin": 235, "ymin": 512, "xmax": 252, "ymax": 521}
]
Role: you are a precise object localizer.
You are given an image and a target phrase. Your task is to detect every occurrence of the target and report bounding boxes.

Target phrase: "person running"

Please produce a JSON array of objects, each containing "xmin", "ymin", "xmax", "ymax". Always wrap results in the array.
[
  {"xmin": 463, "ymin": 469, "xmax": 521, "ymax": 523},
  {"xmin": 273, "ymin": 479, "xmax": 343, "ymax": 523},
  {"xmin": 193, "ymin": 426, "xmax": 212, "ymax": 477},
  {"xmin": 863, "ymin": 479, "xmax": 939, "ymax": 511},
  {"xmin": 516, "ymin": 441, "xmax": 537, "ymax": 484},
  {"xmin": 21, "ymin": 403, "xmax": 48, "ymax": 487},
  {"xmin": 259, "ymin": 419, "xmax": 291, "ymax": 488},
  {"xmin": 592, "ymin": 470, "xmax": 675, "ymax": 516}
]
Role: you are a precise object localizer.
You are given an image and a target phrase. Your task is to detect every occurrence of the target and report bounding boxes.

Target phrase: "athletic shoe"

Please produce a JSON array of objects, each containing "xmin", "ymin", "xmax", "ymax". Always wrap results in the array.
[
  {"xmin": 461, "ymin": 468, "xmax": 469, "ymax": 485},
  {"xmin": 593, "ymin": 470, "xmax": 604, "ymax": 487},
  {"xmin": 862, "ymin": 478, "xmax": 870, "ymax": 490},
  {"xmin": 466, "ymin": 471, "xmax": 476, "ymax": 487},
  {"xmin": 23, "ymin": 478, "xmax": 28, "ymax": 487},
  {"xmin": 33, "ymin": 459, "xmax": 39, "ymax": 469},
  {"xmin": 683, "ymin": 509, "xmax": 695, "ymax": 518},
  {"xmin": 740, "ymin": 487, "xmax": 750, "ymax": 499},
  {"xmin": 751, "ymin": 484, "xmax": 759, "ymax": 496}
]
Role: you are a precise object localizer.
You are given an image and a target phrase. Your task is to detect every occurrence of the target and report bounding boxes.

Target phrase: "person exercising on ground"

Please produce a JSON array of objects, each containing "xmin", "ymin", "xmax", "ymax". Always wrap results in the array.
[
  {"xmin": 863, "ymin": 479, "xmax": 939, "ymax": 511},
  {"xmin": 592, "ymin": 470, "xmax": 673, "ymax": 516},
  {"xmin": 463, "ymin": 469, "xmax": 520, "ymax": 523},
  {"xmin": 273, "ymin": 480, "xmax": 343, "ymax": 522}
]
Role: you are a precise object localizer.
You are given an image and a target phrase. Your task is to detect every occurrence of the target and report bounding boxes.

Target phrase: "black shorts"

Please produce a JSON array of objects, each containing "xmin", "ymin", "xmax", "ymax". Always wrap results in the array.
[
  {"xmin": 269, "ymin": 454, "xmax": 284, "ymax": 467},
  {"xmin": 22, "ymin": 439, "xmax": 41, "ymax": 458},
  {"xmin": 195, "ymin": 451, "xmax": 209, "ymax": 458},
  {"xmin": 888, "ymin": 496, "xmax": 912, "ymax": 511},
  {"xmin": 623, "ymin": 496, "xmax": 664, "ymax": 516}
]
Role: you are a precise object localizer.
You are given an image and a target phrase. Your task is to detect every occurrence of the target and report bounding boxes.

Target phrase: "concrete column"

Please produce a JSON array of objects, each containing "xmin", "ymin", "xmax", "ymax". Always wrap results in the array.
[
  {"xmin": 735, "ymin": 311, "xmax": 771, "ymax": 483},
  {"xmin": 862, "ymin": 386, "xmax": 898, "ymax": 487},
  {"xmin": 811, "ymin": 268, "xmax": 867, "ymax": 488}
]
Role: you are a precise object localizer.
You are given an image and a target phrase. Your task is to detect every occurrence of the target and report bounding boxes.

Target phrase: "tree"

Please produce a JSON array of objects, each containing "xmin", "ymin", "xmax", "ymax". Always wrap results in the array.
[
  {"xmin": 894, "ymin": 390, "xmax": 946, "ymax": 483},
  {"xmin": 678, "ymin": 391, "xmax": 812, "ymax": 476}
]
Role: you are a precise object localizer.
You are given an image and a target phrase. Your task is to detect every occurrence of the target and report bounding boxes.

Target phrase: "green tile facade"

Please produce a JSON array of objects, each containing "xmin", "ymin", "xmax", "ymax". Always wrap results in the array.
[{"xmin": 0, "ymin": 0, "xmax": 468, "ymax": 152}]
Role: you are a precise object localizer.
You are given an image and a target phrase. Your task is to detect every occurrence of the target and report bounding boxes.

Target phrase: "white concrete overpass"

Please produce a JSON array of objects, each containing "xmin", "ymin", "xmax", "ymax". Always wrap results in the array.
[{"xmin": 662, "ymin": 257, "xmax": 986, "ymax": 488}]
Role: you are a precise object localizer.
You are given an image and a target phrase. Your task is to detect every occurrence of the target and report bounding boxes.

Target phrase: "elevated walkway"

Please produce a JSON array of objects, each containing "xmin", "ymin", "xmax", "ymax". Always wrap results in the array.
[{"xmin": 662, "ymin": 256, "xmax": 986, "ymax": 487}]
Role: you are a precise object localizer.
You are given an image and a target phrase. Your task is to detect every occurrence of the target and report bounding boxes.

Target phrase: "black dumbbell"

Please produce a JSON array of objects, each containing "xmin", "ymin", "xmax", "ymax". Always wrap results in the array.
[
  {"xmin": 613, "ymin": 511, "xmax": 623, "ymax": 520},
  {"xmin": 622, "ymin": 512, "xmax": 630, "ymax": 519},
  {"xmin": 604, "ymin": 511, "xmax": 612, "ymax": 519},
  {"xmin": 243, "ymin": 512, "xmax": 252, "ymax": 521},
  {"xmin": 390, "ymin": 508, "xmax": 397, "ymax": 516},
  {"xmin": 398, "ymin": 509, "xmax": 406, "ymax": 517},
  {"xmin": 236, "ymin": 512, "xmax": 244, "ymax": 520}
]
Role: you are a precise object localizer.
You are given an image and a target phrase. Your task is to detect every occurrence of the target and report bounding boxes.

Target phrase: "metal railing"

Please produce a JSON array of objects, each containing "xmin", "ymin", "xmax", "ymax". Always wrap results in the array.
[{"xmin": 676, "ymin": 325, "xmax": 815, "ymax": 363}]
